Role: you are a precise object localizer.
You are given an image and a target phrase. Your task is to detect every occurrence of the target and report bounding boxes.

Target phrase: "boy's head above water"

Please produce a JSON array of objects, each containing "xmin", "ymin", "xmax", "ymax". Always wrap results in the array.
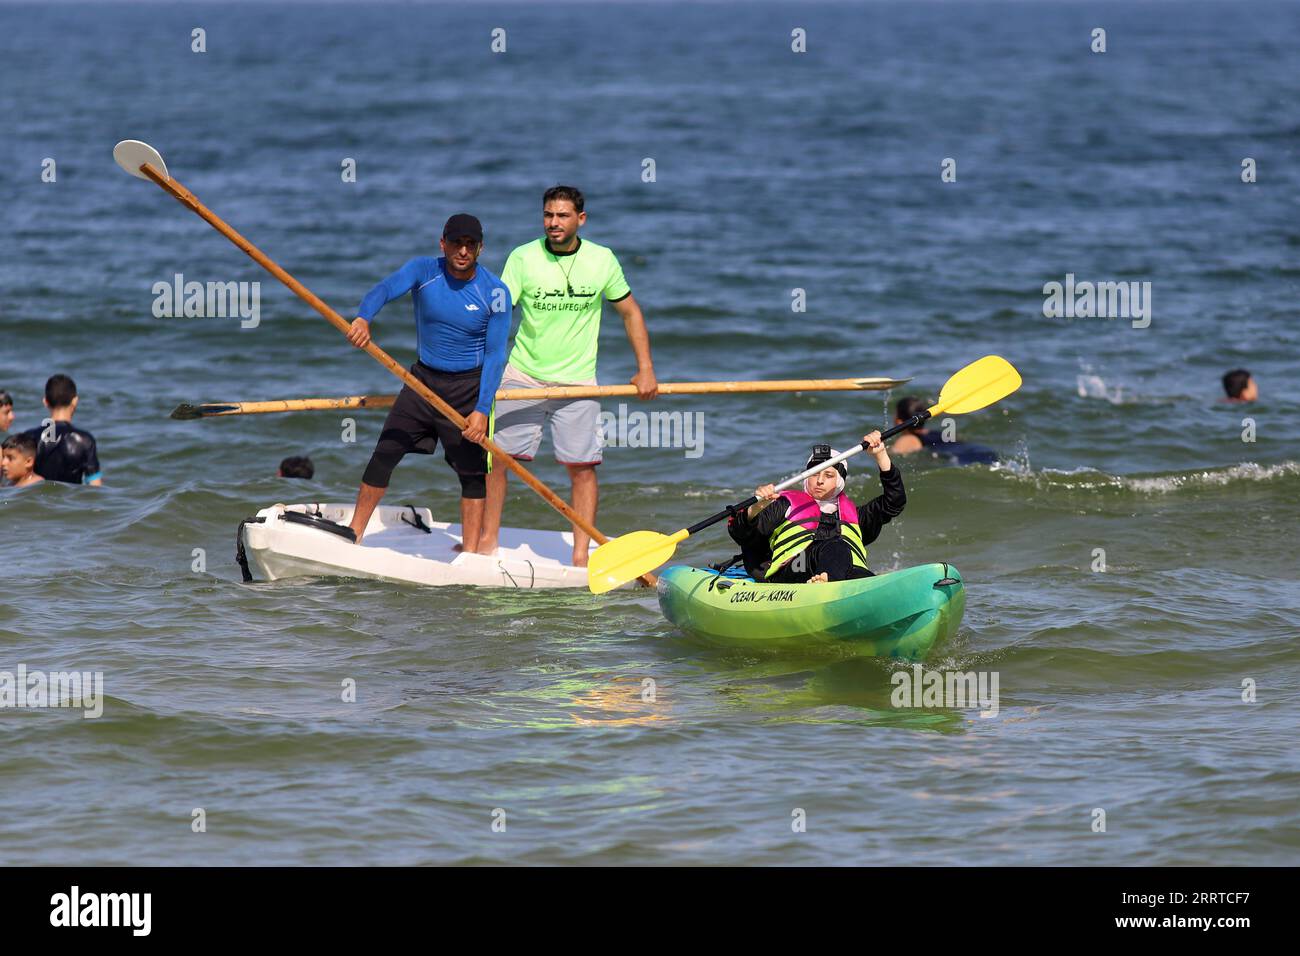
[
  {"xmin": 2, "ymin": 433, "xmax": 38, "ymax": 482},
  {"xmin": 43, "ymin": 373, "xmax": 79, "ymax": 414},
  {"xmin": 1222, "ymin": 368, "xmax": 1257, "ymax": 402},
  {"xmin": 804, "ymin": 445, "xmax": 847, "ymax": 500}
]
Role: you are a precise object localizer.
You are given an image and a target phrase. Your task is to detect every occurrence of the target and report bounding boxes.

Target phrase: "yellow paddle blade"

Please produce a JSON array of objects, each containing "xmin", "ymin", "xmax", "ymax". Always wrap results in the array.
[
  {"xmin": 588, "ymin": 529, "xmax": 689, "ymax": 594},
  {"xmin": 929, "ymin": 355, "xmax": 1022, "ymax": 416}
]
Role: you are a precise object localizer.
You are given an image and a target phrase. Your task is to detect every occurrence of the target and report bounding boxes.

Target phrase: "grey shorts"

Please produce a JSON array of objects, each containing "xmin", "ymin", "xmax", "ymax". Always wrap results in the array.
[{"xmin": 492, "ymin": 363, "xmax": 603, "ymax": 465}]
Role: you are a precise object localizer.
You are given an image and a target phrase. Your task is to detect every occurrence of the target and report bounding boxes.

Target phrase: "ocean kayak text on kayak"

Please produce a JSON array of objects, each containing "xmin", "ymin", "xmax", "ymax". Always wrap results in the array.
[{"xmin": 727, "ymin": 588, "xmax": 797, "ymax": 603}]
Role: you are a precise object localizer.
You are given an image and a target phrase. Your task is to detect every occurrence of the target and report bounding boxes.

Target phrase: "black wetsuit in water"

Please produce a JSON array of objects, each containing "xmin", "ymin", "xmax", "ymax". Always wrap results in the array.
[
  {"xmin": 916, "ymin": 431, "xmax": 998, "ymax": 465},
  {"xmin": 22, "ymin": 422, "xmax": 101, "ymax": 484}
]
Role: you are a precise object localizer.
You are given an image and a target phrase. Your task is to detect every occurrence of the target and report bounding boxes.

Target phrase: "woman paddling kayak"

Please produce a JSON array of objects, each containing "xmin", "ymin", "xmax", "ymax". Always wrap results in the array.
[{"xmin": 724, "ymin": 430, "xmax": 904, "ymax": 583}]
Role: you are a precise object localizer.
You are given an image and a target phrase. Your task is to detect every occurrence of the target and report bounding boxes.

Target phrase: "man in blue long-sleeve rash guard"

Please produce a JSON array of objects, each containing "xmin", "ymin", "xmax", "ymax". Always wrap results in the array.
[{"xmin": 344, "ymin": 213, "xmax": 511, "ymax": 550}]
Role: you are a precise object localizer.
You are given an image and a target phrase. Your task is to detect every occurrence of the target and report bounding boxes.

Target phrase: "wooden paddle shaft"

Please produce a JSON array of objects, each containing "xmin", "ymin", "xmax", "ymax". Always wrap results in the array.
[
  {"xmin": 505, "ymin": 378, "xmax": 907, "ymax": 399},
  {"xmin": 193, "ymin": 396, "xmax": 397, "ymax": 416},
  {"xmin": 185, "ymin": 376, "xmax": 910, "ymax": 417},
  {"xmin": 138, "ymin": 163, "xmax": 651, "ymax": 584}
]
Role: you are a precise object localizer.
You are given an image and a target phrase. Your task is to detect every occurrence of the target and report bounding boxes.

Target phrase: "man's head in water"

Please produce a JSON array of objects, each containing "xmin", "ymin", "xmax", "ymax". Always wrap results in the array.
[
  {"xmin": 2, "ymin": 433, "xmax": 40, "ymax": 486},
  {"xmin": 43, "ymin": 374, "xmax": 79, "ymax": 418},
  {"xmin": 888, "ymin": 396, "xmax": 931, "ymax": 456},
  {"xmin": 278, "ymin": 456, "xmax": 314, "ymax": 479},
  {"xmin": 0, "ymin": 390, "xmax": 13, "ymax": 432},
  {"xmin": 895, "ymin": 396, "xmax": 929, "ymax": 430},
  {"xmin": 1222, "ymin": 369, "xmax": 1257, "ymax": 403}
]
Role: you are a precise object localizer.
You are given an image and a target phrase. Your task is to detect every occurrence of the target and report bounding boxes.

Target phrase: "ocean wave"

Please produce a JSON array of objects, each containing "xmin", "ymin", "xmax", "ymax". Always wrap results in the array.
[
  {"xmin": 985, "ymin": 461, "xmax": 1300, "ymax": 495},
  {"xmin": 602, "ymin": 460, "xmax": 1300, "ymax": 509},
  {"xmin": 1122, "ymin": 461, "xmax": 1300, "ymax": 493},
  {"xmin": 1071, "ymin": 373, "xmax": 1189, "ymax": 408}
]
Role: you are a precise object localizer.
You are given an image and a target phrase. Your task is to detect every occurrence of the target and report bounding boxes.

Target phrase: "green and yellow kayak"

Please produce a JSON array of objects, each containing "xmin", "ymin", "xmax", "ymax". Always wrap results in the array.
[{"xmin": 657, "ymin": 563, "xmax": 964, "ymax": 660}]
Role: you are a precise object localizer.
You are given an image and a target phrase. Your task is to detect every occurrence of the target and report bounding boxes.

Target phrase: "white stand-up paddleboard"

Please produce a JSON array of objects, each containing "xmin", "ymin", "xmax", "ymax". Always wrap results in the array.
[{"xmin": 238, "ymin": 503, "xmax": 601, "ymax": 588}]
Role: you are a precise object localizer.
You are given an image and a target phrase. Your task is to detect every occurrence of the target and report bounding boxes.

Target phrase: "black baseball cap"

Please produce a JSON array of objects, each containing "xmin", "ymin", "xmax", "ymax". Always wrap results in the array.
[{"xmin": 442, "ymin": 213, "xmax": 483, "ymax": 242}]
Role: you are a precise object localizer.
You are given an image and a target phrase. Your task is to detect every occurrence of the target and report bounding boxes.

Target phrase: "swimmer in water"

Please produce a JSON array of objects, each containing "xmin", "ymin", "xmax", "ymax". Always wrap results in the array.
[
  {"xmin": 278, "ymin": 456, "xmax": 315, "ymax": 479},
  {"xmin": 0, "ymin": 390, "xmax": 12, "ymax": 486},
  {"xmin": 20, "ymin": 375, "xmax": 103, "ymax": 486},
  {"xmin": 1222, "ymin": 369, "xmax": 1257, "ymax": 403},
  {"xmin": 2, "ymin": 433, "xmax": 44, "ymax": 489},
  {"xmin": 888, "ymin": 396, "xmax": 999, "ymax": 465}
]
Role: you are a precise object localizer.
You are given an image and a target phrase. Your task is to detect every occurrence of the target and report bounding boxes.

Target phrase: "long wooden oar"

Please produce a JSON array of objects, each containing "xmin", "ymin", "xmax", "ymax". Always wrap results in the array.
[
  {"xmin": 504, "ymin": 378, "xmax": 908, "ymax": 399},
  {"xmin": 171, "ymin": 396, "xmax": 398, "ymax": 420},
  {"xmin": 587, "ymin": 355, "xmax": 1022, "ymax": 594},
  {"xmin": 170, "ymin": 376, "xmax": 912, "ymax": 420},
  {"xmin": 113, "ymin": 140, "xmax": 653, "ymax": 586}
]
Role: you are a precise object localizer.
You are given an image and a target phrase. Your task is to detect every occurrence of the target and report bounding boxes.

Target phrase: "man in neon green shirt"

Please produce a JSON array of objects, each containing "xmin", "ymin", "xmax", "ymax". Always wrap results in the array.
[{"xmin": 480, "ymin": 185, "xmax": 657, "ymax": 566}]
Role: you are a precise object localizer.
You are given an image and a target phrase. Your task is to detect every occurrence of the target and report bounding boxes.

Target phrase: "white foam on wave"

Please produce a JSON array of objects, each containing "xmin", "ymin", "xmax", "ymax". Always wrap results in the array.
[
  {"xmin": 988, "ymin": 442, "xmax": 1033, "ymax": 475},
  {"xmin": 1076, "ymin": 373, "xmax": 1126, "ymax": 404},
  {"xmin": 996, "ymin": 461, "xmax": 1300, "ymax": 494},
  {"xmin": 1072, "ymin": 366, "xmax": 1183, "ymax": 407},
  {"xmin": 1123, "ymin": 461, "xmax": 1300, "ymax": 493},
  {"xmin": 682, "ymin": 487, "xmax": 737, "ymax": 497}
]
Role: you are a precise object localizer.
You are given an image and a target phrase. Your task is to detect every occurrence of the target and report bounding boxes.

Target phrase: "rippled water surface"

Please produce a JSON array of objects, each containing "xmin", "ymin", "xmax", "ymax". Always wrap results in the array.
[{"xmin": 2, "ymin": 1, "xmax": 1298, "ymax": 865}]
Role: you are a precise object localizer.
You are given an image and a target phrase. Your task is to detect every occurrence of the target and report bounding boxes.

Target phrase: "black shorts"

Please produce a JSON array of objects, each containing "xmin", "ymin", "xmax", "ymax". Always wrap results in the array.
[{"xmin": 362, "ymin": 363, "xmax": 487, "ymax": 494}]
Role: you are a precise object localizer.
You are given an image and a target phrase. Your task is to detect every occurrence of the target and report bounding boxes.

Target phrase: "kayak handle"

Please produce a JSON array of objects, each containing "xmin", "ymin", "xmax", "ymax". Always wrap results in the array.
[{"xmin": 934, "ymin": 562, "xmax": 959, "ymax": 588}]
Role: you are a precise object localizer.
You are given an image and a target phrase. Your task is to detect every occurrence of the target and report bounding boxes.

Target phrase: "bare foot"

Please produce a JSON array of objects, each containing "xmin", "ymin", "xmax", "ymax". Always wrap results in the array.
[
  {"xmin": 349, "ymin": 527, "xmax": 365, "ymax": 545},
  {"xmin": 476, "ymin": 535, "xmax": 499, "ymax": 556},
  {"xmin": 572, "ymin": 553, "xmax": 589, "ymax": 568},
  {"xmin": 807, "ymin": 572, "xmax": 829, "ymax": 584}
]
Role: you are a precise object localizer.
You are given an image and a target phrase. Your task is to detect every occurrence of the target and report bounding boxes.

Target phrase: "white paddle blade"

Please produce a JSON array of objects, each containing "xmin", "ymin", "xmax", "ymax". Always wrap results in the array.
[{"xmin": 113, "ymin": 140, "xmax": 168, "ymax": 181}]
